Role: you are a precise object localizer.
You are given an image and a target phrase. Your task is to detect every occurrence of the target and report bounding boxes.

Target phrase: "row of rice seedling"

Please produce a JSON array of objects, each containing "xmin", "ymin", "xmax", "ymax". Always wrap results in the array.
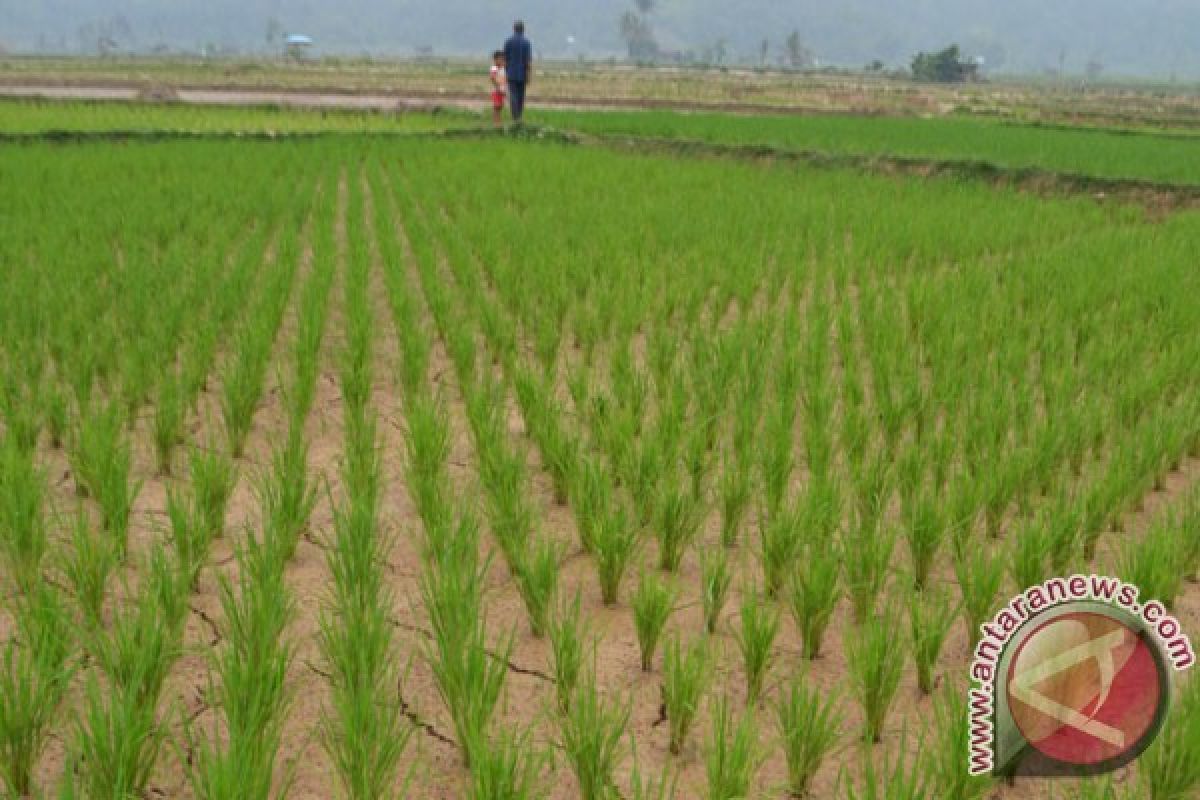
[
  {"xmin": 374, "ymin": 159, "xmax": 549, "ymax": 796},
  {"xmin": 315, "ymin": 168, "xmax": 414, "ymax": 798}
]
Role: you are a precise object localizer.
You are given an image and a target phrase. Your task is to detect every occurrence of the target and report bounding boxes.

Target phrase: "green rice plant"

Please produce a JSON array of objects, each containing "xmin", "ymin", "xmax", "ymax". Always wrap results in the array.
[
  {"xmin": 88, "ymin": 590, "xmax": 178, "ymax": 707},
  {"xmin": 902, "ymin": 494, "xmax": 943, "ymax": 591},
  {"xmin": 153, "ymin": 372, "xmax": 184, "ymax": 474},
  {"xmin": 734, "ymin": 587, "xmax": 780, "ymax": 704},
  {"xmin": 1009, "ymin": 520, "xmax": 1047, "ymax": 592},
  {"xmin": 44, "ymin": 387, "xmax": 68, "ymax": 449},
  {"xmin": 629, "ymin": 750, "xmax": 677, "ymax": 800},
  {"xmin": 774, "ymin": 671, "xmax": 842, "ymax": 798},
  {"xmin": 70, "ymin": 402, "xmax": 140, "ymax": 558},
  {"xmin": 759, "ymin": 504, "xmax": 803, "ymax": 598},
  {"xmin": 705, "ymin": 694, "xmax": 763, "ymax": 800},
  {"xmin": 61, "ymin": 510, "xmax": 117, "ymax": 628},
  {"xmin": 1118, "ymin": 522, "xmax": 1185, "ymax": 610},
  {"xmin": 74, "ymin": 675, "xmax": 163, "ymax": 800},
  {"xmin": 843, "ymin": 729, "xmax": 927, "ymax": 799},
  {"xmin": 258, "ymin": 432, "xmax": 318, "ymax": 564},
  {"xmin": 847, "ymin": 610, "xmax": 905, "ymax": 743},
  {"xmin": 195, "ymin": 535, "xmax": 293, "ymax": 799},
  {"xmin": 632, "ymin": 571, "xmax": 677, "ymax": 671},
  {"xmin": 0, "ymin": 442, "xmax": 48, "ymax": 593},
  {"xmin": 760, "ymin": 419, "xmax": 794, "ymax": 519},
  {"xmin": 559, "ymin": 670, "xmax": 630, "ymax": 800},
  {"xmin": 790, "ymin": 541, "xmax": 841, "ymax": 659},
  {"xmin": 0, "ymin": 587, "xmax": 73, "ymax": 798},
  {"xmin": 700, "ymin": 548, "xmax": 732, "ymax": 635},
  {"xmin": 922, "ymin": 686, "xmax": 990, "ymax": 800},
  {"xmin": 954, "ymin": 546, "xmax": 1005, "ymax": 648},
  {"xmin": 843, "ymin": 520, "xmax": 895, "ymax": 624},
  {"xmin": 594, "ymin": 503, "xmax": 639, "ymax": 606},
  {"xmin": 165, "ymin": 485, "xmax": 209, "ymax": 590},
  {"xmin": 718, "ymin": 462, "xmax": 753, "ymax": 548},
  {"xmin": 908, "ymin": 587, "xmax": 955, "ymax": 695},
  {"xmin": 468, "ymin": 729, "xmax": 548, "ymax": 800},
  {"xmin": 1138, "ymin": 672, "xmax": 1200, "ymax": 799},
  {"xmin": 514, "ymin": 535, "xmax": 561, "ymax": 638},
  {"xmin": 404, "ymin": 393, "xmax": 452, "ymax": 534},
  {"xmin": 423, "ymin": 590, "xmax": 512, "ymax": 767},
  {"xmin": 569, "ymin": 456, "xmax": 611, "ymax": 554},
  {"xmin": 1046, "ymin": 507, "xmax": 1081, "ymax": 576},
  {"xmin": 191, "ymin": 446, "xmax": 238, "ymax": 540},
  {"xmin": 662, "ymin": 635, "xmax": 709, "ymax": 755},
  {"xmin": 145, "ymin": 543, "xmax": 191, "ymax": 636},
  {"xmin": 549, "ymin": 592, "xmax": 586, "ymax": 714}
]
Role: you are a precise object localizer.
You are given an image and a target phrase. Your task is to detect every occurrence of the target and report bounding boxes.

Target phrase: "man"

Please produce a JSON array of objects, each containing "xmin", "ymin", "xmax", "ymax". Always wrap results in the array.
[{"xmin": 503, "ymin": 20, "xmax": 533, "ymax": 123}]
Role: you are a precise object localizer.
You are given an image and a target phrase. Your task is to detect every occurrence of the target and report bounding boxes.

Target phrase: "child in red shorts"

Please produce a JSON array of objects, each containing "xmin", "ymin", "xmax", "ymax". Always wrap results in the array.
[{"xmin": 490, "ymin": 51, "xmax": 507, "ymax": 128}]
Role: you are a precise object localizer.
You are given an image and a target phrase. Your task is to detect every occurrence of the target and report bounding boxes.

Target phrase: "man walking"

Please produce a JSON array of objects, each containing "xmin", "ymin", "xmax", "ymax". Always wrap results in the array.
[{"xmin": 503, "ymin": 20, "xmax": 533, "ymax": 123}]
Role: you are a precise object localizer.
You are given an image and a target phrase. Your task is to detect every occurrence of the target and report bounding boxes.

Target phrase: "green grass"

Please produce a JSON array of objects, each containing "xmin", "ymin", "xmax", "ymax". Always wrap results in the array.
[
  {"xmin": 540, "ymin": 108, "xmax": 1200, "ymax": 186},
  {"xmin": 0, "ymin": 97, "xmax": 467, "ymax": 134}
]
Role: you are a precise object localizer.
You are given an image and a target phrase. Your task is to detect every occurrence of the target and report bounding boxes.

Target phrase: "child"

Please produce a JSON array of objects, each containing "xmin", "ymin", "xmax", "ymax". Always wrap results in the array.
[{"xmin": 489, "ymin": 51, "xmax": 507, "ymax": 127}]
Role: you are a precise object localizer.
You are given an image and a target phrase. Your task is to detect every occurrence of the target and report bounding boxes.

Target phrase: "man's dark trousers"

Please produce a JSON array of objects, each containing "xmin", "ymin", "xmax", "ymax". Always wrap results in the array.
[{"xmin": 508, "ymin": 80, "xmax": 527, "ymax": 121}]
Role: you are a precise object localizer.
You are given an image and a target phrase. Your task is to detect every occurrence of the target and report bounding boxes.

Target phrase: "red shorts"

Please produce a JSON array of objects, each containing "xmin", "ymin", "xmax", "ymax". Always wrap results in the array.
[{"xmin": 491, "ymin": 91, "xmax": 506, "ymax": 110}]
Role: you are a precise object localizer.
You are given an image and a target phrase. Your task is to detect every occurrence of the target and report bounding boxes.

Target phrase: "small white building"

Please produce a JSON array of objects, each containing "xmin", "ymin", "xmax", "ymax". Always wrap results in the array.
[{"xmin": 284, "ymin": 34, "xmax": 314, "ymax": 60}]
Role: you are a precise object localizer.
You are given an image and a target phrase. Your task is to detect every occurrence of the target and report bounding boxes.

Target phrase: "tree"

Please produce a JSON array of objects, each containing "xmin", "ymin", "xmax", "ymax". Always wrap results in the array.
[
  {"xmin": 759, "ymin": 38, "xmax": 769, "ymax": 66},
  {"xmin": 911, "ymin": 45, "xmax": 978, "ymax": 83},
  {"xmin": 634, "ymin": 0, "xmax": 655, "ymax": 14},
  {"xmin": 618, "ymin": 10, "xmax": 657, "ymax": 61},
  {"xmin": 784, "ymin": 30, "xmax": 813, "ymax": 69}
]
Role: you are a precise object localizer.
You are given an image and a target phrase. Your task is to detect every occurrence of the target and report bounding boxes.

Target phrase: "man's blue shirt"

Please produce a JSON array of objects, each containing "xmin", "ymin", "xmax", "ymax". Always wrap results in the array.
[{"xmin": 504, "ymin": 34, "xmax": 532, "ymax": 82}]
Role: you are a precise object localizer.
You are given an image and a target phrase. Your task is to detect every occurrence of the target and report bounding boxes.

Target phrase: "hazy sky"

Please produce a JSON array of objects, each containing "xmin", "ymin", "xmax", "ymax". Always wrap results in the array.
[{"xmin": 3, "ymin": 0, "xmax": 1198, "ymax": 78}]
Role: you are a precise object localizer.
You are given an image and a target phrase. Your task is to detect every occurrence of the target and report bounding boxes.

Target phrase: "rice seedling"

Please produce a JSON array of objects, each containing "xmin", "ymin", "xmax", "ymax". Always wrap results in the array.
[
  {"xmin": 774, "ymin": 671, "xmax": 842, "ymax": 798},
  {"xmin": 1009, "ymin": 520, "xmax": 1047, "ymax": 592},
  {"xmin": 908, "ymin": 587, "xmax": 955, "ymax": 695},
  {"xmin": 705, "ymin": 694, "xmax": 763, "ymax": 800},
  {"xmin": 549, "ymin": 592, "xmax": 587, "ymax": 714},
  {"xmin": 654, "ymin": 480, "xmax": 703, "ymax": 574},
  {"xmin": 734, "ymin": 587, "xmax": 780, "ymax": 705},
  {"xmin": 718, "ymin": 462, "xmax": 753, "ymax": 548},
  {"xmin": 922, "ymin": 685, "xmax": 990, "ymax": 800},
  {"xmin": 902, "ymin": 493, "xmax": 943, "ymax": 591},
  {"xmin": 842, "ymin": 729, "xmax": 927, "ymax": 799},
  {"xmin": 847, "ymin": 610, "xmax": 905, "ymax": 743},
  {"xmin": 422, "ymin": 580, "xmax": 513, "ymax": 767},
  {"xmin": 594, "ymin": 503, "xmax": 639, "ymax": 606},
  {"xmin": 954, "ymin": 545, "xmax": 1005, "ymax": 648},
  {"xmin": 632, "ymin": 570, "xmax": 677, "ymax": 671},
  {"xmin": 759, "ymin": 504, "xmax": 804, "ymax": 598},
  {"xmin": 73, "ymin": 675, "xmax": 164, "ymax": 800},
  {"xmin": 192, "ymin": 535, "xmax": 294, "ymax": 800},
  {"xmin": 69, "ymin": 402, "xmax": 140, "ymax": 559},
  {"xmin": 190, "ymin": 446, "xmax": 238, "ymax": 540},
  {"xmin": 843, "ymin": 520, "xmax": 895, "ymax": 624},
  {"xmin": 662, "ymin": 635, "xmax": 709, "ymax": 755},
  {"xmin": 514, "ymin": 535, "xmax": 561, "ymax": 638},
  {"xmin": 468, "ymin": 729, "xmax": 548, "ymax": 800},
  {"xmin": 789, "ymin": 541, "xmax": 840, "ymax": 660},
  {"xmin": 1137, "ymin": 673, "xmax": 1200, "ymax": 799},
  {"xmin": 0, "ymin": 442, "xmax": 48, "ymax": 594},
  {"xmin": 559, "ymin": 670, "xmax": 630, "ymax": 800},
  {"xmin": 258, "ymin": 432, "xmax": 318, "ymax": 564},
  {"xmin": 700, "ymin": 547, "xmax": 733, "ymax": 635},
  {"xmin": 0, "ymin": 587, "xmax": 73, "ymax": 798},
  {"xmin": 153, "ymin": 372, "xmax": 184, "ymax": 474},
  {"xmin": 61, "ymin": 510, "xmax": 117, "ymax": 628},
  {"xmin": 1118, "ymin": 522, "xmax": 1185, "ymax": 610},
  {"xmin": 165, "ymin": 485, "xmax": 209, "ymax": 590}
]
